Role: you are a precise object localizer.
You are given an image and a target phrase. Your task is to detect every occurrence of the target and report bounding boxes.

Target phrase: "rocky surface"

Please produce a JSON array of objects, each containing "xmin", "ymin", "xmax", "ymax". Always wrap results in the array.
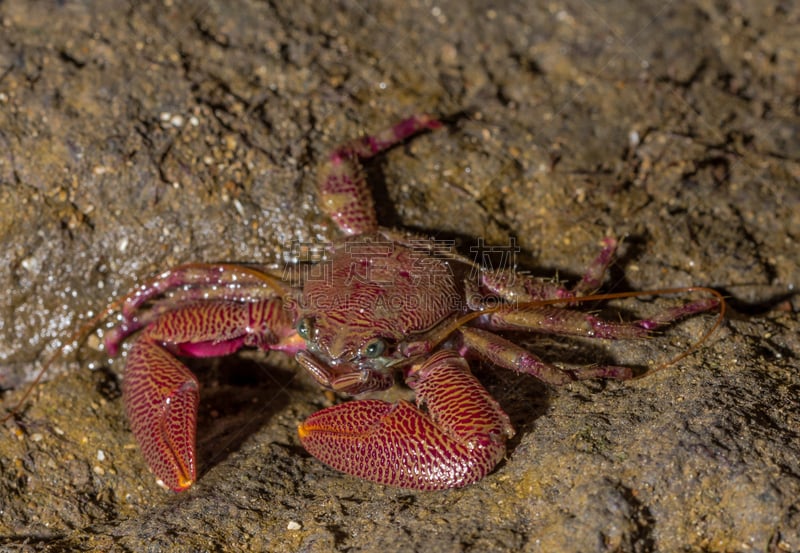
[{"xmin": 0, "ymin": 1, "xmax": 798, "ymax": 552}]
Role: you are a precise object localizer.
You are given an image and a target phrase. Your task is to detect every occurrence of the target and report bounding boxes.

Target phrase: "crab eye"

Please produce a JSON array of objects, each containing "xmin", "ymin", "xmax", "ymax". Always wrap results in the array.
[
  {"xmin": 296, "ymin": 318, "xmax": 313, "ymax": 340},
  {"xmin": 363, "ymin": 338, "xmax": 386, "ymax": 358}
]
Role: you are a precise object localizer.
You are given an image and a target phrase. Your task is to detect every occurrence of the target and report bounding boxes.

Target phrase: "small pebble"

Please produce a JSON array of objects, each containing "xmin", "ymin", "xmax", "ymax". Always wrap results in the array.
[{"xmin": 287, "ymin": 521, "xmax": 302, "ymax": 531}]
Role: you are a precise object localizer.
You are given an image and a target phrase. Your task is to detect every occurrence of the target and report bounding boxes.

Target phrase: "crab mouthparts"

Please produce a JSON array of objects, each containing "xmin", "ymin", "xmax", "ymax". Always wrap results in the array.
[{"xmin": 295, "ymin": 350, "xmax": 394, "ymax": 395}]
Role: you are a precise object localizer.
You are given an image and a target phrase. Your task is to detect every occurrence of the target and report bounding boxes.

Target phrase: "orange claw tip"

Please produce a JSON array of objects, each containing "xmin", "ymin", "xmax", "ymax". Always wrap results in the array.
[
  {"xmin": 175, "ymin": 473, "xmax": 194, "ymax": 492},
  {"xmin": 297, "ymin": 416, "xmax": 336, "ymax": 441},
  {"xmin": 156, "ymin": 478, "xmax": 194, "ymax": 492},
  {"xmin": 297, "ymin": 422, "xmax": 310, "ymax": 440},
  {"xmin": 156, "ymin": 472, "xmax": 194, "ymax": 492},
  {"xmin": 297, "ymin": 420, "xmax": 331, "ymax": 440}
]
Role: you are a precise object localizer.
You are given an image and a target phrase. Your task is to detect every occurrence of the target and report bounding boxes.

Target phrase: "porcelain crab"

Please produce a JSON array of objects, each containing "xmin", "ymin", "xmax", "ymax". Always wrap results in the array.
[{"xmin": 99, "ymin": 115, "xmax": 720, "ymax": 491}]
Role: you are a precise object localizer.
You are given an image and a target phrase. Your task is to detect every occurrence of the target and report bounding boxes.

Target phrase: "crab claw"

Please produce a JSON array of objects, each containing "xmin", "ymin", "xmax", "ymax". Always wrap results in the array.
[
  {"xmin": 124, "ymin": 338, "xmax": 199, "ymax": 491},
  {"xmin": 298, "ymin": 350, "xmax": 514, "ymax": 490}
]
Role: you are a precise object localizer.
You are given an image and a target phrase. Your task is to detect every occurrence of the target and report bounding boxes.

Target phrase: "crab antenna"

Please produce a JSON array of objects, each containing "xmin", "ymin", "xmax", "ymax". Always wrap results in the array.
[
  {"xmin": 423, "ymin": 310, "xmax": 496, "ymax": 351},
  {"xmin": 0, "ymin": 263, "xmax": 290, "ymax": 424}
]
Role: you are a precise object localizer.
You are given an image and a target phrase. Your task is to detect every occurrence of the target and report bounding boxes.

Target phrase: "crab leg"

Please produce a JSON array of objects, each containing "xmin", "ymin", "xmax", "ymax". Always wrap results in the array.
[
  {"xmin": 572, "ymin": 236, "xmax": 618, "ymax": 297},
  {"xmin": 483, "ymin": 299, "xmax": 719, "ymax": 337},
  {"xmin": 459, "ymin": 327, "xmax": 633, "ymax": 384},
  {"xmin": 298, "ymin": 350, "xmax": 514, "ymax": 490},
  {"xmin": 458, "ymin": 296, "xmax": 719, "ymax": 385},
  {"xmin": 479, "ymin": 237, "xmax": 619, "ymax": 304},
  {"xmin": 120, "ymin": 264, "xmax": 287, "ymax": 318},
  {"xmin": 119, "ymin": 298, "xmax": 301, "ymax": 491},
  {"xmin": 317, "ymin": 115, "xmax": 442, "ymax": 236},
  {"xmin": 105, "ymin": 264, "xmax": 288, "ymax": 356}
]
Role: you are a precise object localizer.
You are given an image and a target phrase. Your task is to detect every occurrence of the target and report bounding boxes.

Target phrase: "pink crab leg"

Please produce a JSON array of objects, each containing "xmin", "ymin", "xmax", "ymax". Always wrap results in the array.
[
  {"xmin": 457, "ymin": 298, "xmax": 719, "ymax": 384},
  {"xmin": 298, "ymin": 350, "xmax": 514, "ymax": 490},
  {"xmin": 117, "ymin": 298, "xmax": 301, "ymax": 491},
  {"xmin": 120, "ymin": 263, "xmax": 287, "ymax": 319},
  {"xmin": 317, "ymin": 115, "xmax": 442, "ymax": 236},
  {"xmin": 484, "ymin": 298, "xmax": 720, "ymax": 338},
  {"xmin": 572, "ymin": 236, "xmax": 618, "ymax": 297},
  {"xmin": 106, "ymin": 263, "xmax": 288, "ymax": 356},
  {"xmin": 459, "ymin": 326, "xmax": 633, "ymax": 384},
  {"xmin": 104, "ymin": 282, "xmax": 285, "ymax": 356},
  {"xmin": 479, "ymin": 237, "xmax": 619, "ymax": 304}
]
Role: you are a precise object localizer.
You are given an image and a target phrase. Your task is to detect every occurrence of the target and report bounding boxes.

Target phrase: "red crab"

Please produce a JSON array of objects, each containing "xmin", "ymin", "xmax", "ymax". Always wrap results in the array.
[{"xmin": 74, "ymin": 116, "xmax": 719, "ymax": 491}]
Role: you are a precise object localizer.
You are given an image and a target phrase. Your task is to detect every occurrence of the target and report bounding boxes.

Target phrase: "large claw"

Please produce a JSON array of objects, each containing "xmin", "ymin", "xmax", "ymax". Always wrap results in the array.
[
  {"xmin": 124, "ymin": 338, "xmax": 199, "ymax": 491},
  {"xmin": 117, "ymin": 297, "xmax": 298, "ymax": 491},
  {"xmin": 298, "ymin": 350, "xmax": 514, "ymax": 490}
]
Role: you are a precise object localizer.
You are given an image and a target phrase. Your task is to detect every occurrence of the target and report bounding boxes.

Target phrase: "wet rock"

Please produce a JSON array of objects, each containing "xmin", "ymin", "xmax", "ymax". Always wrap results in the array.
[{"xmin": 1, "ymin": 1, "xmax": 798, "ymax": 551}]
